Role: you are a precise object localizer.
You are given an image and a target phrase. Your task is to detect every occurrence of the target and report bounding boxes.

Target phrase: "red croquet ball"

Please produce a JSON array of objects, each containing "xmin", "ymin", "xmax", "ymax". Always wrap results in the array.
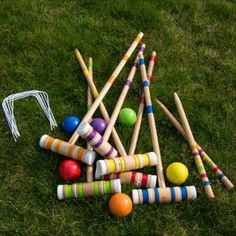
[{"xmin": 59, "ymin": 160, "xmax": 81, "ymax": 182}]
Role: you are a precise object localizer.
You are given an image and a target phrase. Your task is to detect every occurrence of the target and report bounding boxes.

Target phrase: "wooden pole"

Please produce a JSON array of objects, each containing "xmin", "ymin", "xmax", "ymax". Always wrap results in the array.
[
  {"xmin": 156, "ymin": 99, "xmax": 234, "ymax": 190},
  {"xmin": 86, "ymin": 57, "xmax": 94, "ymax": 182},
  {"xmin": 128, "ymin": 51, "xmax": 157, "ymax": 155},
  {"xmin": 139, "ymin": 52, "xmax": 166, "ymax": 188},
  {"xmin": 103, "ymin": 44, "xmax": 146, "ymax": 142},
  {"xmin": 174, "ymin": 93, "xmax": 215, "ymax": 198},
  {"xmin": 69, "ymin": 32, "xmax": 144, "ymax": 145}
]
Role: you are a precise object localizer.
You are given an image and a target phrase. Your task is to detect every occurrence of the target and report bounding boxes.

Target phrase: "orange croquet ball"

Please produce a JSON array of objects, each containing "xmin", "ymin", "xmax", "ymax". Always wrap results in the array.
[{"xmin": 109, "ymin": 193, "xmax": 133, "ymax": 217}]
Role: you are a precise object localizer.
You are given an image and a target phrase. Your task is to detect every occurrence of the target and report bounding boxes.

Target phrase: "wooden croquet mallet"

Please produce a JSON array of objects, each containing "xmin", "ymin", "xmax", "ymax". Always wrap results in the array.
[
  {"xmin": 128, "ymin": 51, "xmax": 157, "ymax": 155},
  {"xmin": 71, "ymin": 32, "xmax": 144, "ymax": 145},
  {"xmin": 75, "ymin": 49, "xmax": 126, "ymax": 156},
  {"xmin": 39, "ymin": 33, "xmax": 143, "ymax": 162},
  {"xmin": 139, "ymin": 52, "xmax": 165, "ymax": 188},
  {"xmin": 174, "ymin": 93, "xmax": 215, "ymax": 199},
  {"xmin": 102, "ymin": 44, "xmax": 146, "ymax": 143},
  {"xmin": 156, "ymin": 99, "xmax": 234, "ymax": 190}
]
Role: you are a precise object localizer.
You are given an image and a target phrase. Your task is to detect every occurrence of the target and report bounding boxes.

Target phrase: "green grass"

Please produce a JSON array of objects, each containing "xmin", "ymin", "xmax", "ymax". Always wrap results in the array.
[{"xmin": 0, "ymin": 0, "xmax": 236, "ymax": 235}]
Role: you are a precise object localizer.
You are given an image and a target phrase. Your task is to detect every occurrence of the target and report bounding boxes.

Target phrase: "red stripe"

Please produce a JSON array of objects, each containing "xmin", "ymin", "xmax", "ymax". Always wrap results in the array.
[
  {"xmin": 130, "ymin": 172, "xmax": 136, "ymax": 184},
  {"xmin": 147, "ymin": 75, "xmax": 152, "ymax": 81},
  {"xmin": 141, "ymin": 174, "xmax": 148, "ymax": 186},
  {"xmin": 200, "ymin": 173, "xmax": 208, "ymax": 178},
  {"xmin": 213, "ymin": 166, "xmax": 219, "ymax": 172},
  {"xmin": 150, "ymin": 55, "xmax": 156, "ymax": 62},
  {"xmin": 140, "ymin": 96, "xmax": 145, "ymax": 104},
  {"xmin": 103, "ymin": 175, "xmax": 109, "ymax": 180},
  {"xmin": 116, "ymin": 173, "xmax": 120, "ymax": 179}
]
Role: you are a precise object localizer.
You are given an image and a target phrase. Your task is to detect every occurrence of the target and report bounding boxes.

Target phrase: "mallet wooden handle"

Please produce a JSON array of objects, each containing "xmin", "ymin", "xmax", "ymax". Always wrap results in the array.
[
  {"xmin": 69, "ymin": 32, "xmax": 144, "ymax": 145},
  {"xmin": 128, "ymin": 51, "xmax": 156, "ymax": 155},
  {"xmin": 75, "ymin": 49, "xmax": 126, "ymax": 156},
  {"xmin": 139, "ymin": 52, "xmax": 166, "ymax": 188},
  {"xmin": 174, "ymin": 93, "xmax": 215, "ymax": 199},
  {"xmin": 156, "ymin": 99, "xmax": 234, "ymax": 190},
  {"xmin": 103, "ymin": 44, "xmax": 146, "ymax": 142},
  {"xmin": 86, "ymin": 57, "xmax": 94, "ymax": 183}
]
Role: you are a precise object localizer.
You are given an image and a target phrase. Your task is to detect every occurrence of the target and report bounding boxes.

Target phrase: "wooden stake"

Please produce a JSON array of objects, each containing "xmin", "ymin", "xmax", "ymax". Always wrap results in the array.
[
  {"xmin": 174, "ymin": 93, "xmax": 215, "ymax": 199},
  {"xmin": 156, "ymin": 99, "xmax": 234, "ymax": 190}
]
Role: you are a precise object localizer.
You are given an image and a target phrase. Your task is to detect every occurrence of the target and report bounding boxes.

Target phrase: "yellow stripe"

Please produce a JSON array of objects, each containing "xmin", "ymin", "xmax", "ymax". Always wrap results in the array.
[
  {"xmin": 191, "ymin": 144, "xmax": 198, "ymax": 150},
  {"xmin": 46, "ymin": 136, "xmax": 54, "ymax": 149},
  {"xmin": 135, "ymin": 34, "xmax": 142, "ymax": 43},
  {"xmin": 75, "ymin": 50, "xmax": 81, "ymax": 59},
  {"xmin": 108, "ymin": 75, "xmax": 116, "ymax": 84},
  {"xmin": 195, "ymin": 159, "xmax": 202, "ymax": 165},
  {"xmin": 55, "ymin": 140, "xmax": 63, "ymax": 153},
  {"xmin": 92, "ymin": 90, "xmax": 99, "ymax": 97},
  {"xmin": 133, "ymin": 154, "xmax": 139, "ymax": 169},
  {"xmin": 119, "ymin": 157, "xmax": 126, "ymax": 172},
  {"xmin": 77, "ymin": 147, "xmax": 85, "ymax": 160},
  {"xmin": 107, "ymin": 159, "xmax": 116, "ymax": 173},
  {"xmin": 83, "ymin": 69, "xmax": 89, "ymax": 77},
  {"xmin": 68, "ymin": 144, "xmax": 75, "ymax": 158},
  {"xmin": 142, "ymin": 153, "xmax": 150, "ymax": 166},
  {"xmin": 122, "ymin": 54, "xmax": 129, "ymax": 62}
]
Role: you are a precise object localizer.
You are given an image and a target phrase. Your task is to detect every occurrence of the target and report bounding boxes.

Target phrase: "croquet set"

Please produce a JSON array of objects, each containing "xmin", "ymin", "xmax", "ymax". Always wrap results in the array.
[{"xmin": 2, "ymin": 32, "xmax": 234, "ymax": 217}]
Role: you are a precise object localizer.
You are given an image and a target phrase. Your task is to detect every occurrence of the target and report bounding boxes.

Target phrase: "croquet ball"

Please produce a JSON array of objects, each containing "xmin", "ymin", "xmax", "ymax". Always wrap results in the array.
[
  {"xmin": 109, "ymin": 193, "xmax": 133, "ymax": 217},
  {"xmin": 59, "ymin": 160, "xmax": 81, "ymax": 182},
  {"xmin": 166, "ymin": 162, "xmax": 189, "ymax": 185},
  {"xmin": 61, "ymin": 116, "xmax": 80, "ymax": 134},
  {"xmin": 118, "ymin": 108, "xmax": 136, "ymax": 127},
  {"xmin": 90, "ymin": 118, "xmax": 107, "ymax": 135}
]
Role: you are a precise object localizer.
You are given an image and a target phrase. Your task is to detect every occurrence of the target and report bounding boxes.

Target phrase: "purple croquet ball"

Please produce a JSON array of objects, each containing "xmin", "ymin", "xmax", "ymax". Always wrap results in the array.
[{"xmin": 90, "ymin": 118, "xmax": 107, "ymax": 135}]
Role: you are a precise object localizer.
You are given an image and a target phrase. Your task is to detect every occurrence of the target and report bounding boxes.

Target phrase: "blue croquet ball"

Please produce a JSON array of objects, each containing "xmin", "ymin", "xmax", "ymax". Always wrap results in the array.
[{"xmin": 61, "ymin": 116, "xmax": 80, "ymax": 134}]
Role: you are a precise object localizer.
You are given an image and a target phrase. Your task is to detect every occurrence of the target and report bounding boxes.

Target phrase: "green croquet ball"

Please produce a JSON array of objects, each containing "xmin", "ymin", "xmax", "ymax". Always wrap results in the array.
[
  {"xmin": 118, "ymin": 108, "xmax": 137, "ymax": 127},
  {"xmin": 166, "ymin": 162, "xmax": 189, "ymax": 185}
]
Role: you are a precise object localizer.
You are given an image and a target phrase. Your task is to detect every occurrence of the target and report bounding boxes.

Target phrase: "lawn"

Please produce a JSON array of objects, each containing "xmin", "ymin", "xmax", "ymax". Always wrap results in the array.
[{"xmin": 0, "ymin": 0, "xmax": 236, "ymax": 235}]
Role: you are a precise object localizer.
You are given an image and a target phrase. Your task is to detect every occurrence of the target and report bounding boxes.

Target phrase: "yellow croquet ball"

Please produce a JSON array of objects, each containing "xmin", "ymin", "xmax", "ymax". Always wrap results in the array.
[{"xmin": 166, "ymin": 162, "xmax": 189, "ymax": 185}]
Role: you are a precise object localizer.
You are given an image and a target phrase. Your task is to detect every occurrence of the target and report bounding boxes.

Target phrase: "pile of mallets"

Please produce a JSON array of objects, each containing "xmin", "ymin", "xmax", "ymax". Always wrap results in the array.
[{"xmin": 39, "ymin": 32, "xmax": 233, "ymax": 212}]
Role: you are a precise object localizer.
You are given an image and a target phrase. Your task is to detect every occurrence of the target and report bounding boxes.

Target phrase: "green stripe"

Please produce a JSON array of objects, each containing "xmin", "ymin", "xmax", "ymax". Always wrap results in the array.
[
  {"xmin": 198, "ymin": 165, "xmax": 205, "ymax": 172},
  {"xmin": 78, "ymin": 183, "xmax": 84, "ymax": 198},
  {"xmin": 94, "ymin": 181, "xmax": 100, "ymax": 196},
  {"xmin": 104, "ymin": 181, "xmax": 111, "ymax": 194},
  {"xmin": 66, "ymin": 185, "xmax": 73, "ymax": 198},
  {"xmin": 87, "ymin": 104, "xmax": 92, "ymax": 111},
  {"xmin": 88, "ymin": 58, "xmax": 93, "ymax": 69}
]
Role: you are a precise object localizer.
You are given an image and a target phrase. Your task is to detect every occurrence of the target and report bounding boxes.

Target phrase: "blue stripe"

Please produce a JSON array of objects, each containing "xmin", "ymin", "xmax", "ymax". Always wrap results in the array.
[
  {"xmin": 202, "ymin": 180, "xmax": 210, "ymax": 186},
  {"xmin": 170, "ymin": 187, "xmax": 175, "ymax": 202},
  {"xmin": 154, "ymin": 188, "xmax": 159, "ymax": 202},
  {"xmin": 217, "ymin": 173, "xmax": 225, "ymax": 179},
  {"xmin": 180, "ymin": 187, "xmax": 187, "ymax": 201},
  {"xmin": 142, "ymin": 189, "xmax": 149, "ymax": 203},
  {"xmin": 139, "ymin": 58, "xmax": 145, "ymax": 65},
  {"xmin": 146, "ymin": 105, "xmax": 153, "ymax": 113},
  {"xmin": 142, "ymin": 80, "xmax": 149, "ymax": 87}
]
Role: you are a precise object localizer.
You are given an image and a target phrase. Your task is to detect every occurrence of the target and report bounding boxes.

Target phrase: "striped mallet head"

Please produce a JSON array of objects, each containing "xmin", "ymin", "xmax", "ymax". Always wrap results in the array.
[
  {"xmin": 132, "ymin": 186, "xmax": 197, "ymax": 204},
  {"xmin": 77, "ymin": 122, "xmax": 119, "ymax": 159},
  {"xmin": 39, "ymin": 134, "xmax": 96, "ymax": 165},
  {"xmin": 57, "ymin": 179, "xmax": 121, "ymax": 200}
]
